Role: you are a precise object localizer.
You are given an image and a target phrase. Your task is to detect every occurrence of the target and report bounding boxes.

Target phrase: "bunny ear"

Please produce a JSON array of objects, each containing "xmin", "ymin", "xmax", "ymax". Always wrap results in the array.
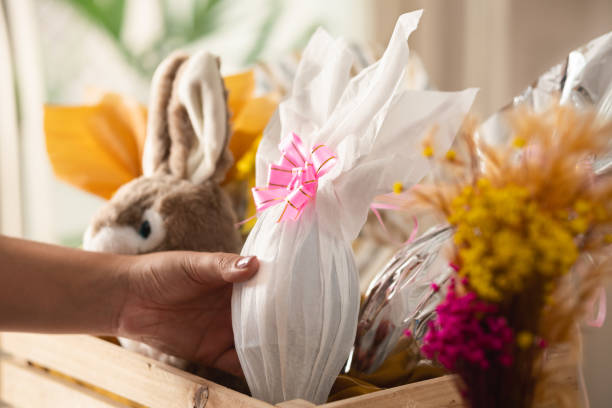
[
  {"xmin": 142, "ymin": 51, "xmax": 189, "ymax": 177},
  {"xmin": 167, "ymin": 51, "xmax": 232, "ymax": 183}
]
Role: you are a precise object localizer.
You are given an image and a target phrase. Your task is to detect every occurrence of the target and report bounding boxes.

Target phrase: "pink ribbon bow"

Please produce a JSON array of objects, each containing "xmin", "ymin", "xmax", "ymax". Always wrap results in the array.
[{"xmin": 252, "ymin": 132, "xmax": 337, "ymax": 222}]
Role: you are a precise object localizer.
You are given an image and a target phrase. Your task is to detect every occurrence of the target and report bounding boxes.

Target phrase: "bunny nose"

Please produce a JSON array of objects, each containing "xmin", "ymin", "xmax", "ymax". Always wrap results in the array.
[
  {"xmin": 83, "ymin": 209, "xmax": 166, "ymax": 254},
  {"xmin": 83, "ymin": 225, "xmax": 142, "ymax": 255}
]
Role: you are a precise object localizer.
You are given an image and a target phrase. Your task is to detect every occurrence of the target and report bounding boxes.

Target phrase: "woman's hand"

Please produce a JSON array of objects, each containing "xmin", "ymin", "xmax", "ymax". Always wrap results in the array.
[
  {"xmin": 0, "ymin": 236, "xmax": 257, "ymax": 376},
  {"xmin": 116, "ymin": 252, "xmax": 258, "ymax": 376}
]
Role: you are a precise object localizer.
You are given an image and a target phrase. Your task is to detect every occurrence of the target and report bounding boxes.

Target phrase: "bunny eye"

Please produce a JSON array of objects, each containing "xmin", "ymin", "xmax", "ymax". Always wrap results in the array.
[{"xmin": 138, "ymin": 220, "xmax": 151, "ymax": 239}]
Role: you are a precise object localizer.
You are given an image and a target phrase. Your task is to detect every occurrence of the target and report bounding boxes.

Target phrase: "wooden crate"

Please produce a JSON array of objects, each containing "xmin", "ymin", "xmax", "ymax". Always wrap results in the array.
[{"xmin": 0, "ymin": 333, "xmax": 465, "ymax": 407}]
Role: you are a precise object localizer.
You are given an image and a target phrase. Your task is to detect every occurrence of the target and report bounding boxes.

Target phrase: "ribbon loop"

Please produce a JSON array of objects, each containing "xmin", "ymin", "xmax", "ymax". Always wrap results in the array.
[
  {"xmin": 311, "ymin": 144, "xmax": 337, "ymax": 176},
  {"xmin": 253, "ymin": 132, "xmax": 336, "ymax": 222}
]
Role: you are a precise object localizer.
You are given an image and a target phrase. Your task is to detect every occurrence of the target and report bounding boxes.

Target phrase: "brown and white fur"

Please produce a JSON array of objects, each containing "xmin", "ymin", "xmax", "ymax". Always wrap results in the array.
[{"xmin": 83, "ymin": 51, "xmax": 242, "ymax": 368}]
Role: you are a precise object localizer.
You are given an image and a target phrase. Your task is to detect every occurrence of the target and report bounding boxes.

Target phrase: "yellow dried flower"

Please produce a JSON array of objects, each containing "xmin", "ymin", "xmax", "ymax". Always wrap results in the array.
[
  {"xmin": 236, "ymin": 147, "xmax": 257, "ymax": 180},
  {"xmin": 517, "ymin": 331, "xmax": 533, "ymax": 349},
  {"xmin": 569, "ymin": 217, "xmax": 589, "ymax": 234},
  {"xmin": 574, "ymin": 199, "xmax": 591, "ymax": 215},
  {"xmin": 421, "ymin": 124, "xmax": 439, "ymax": 159},
  {"xmin": 393, "ymin": 182, "xmax": 403, "ymax": 194},
  {"xmin": 449, "ymin": 179, "xmax": 578, "ymax": 302},
  {"xmin": 512, "ymin": 137, "xmax": 527, "ymax": 148},
  {"xmin": 445, "ymin": 149, "xmax": 457, "ymax": 161},
  {"xmin": 594, "ymin": 204, "xmax": 608, "ymax": 222}
]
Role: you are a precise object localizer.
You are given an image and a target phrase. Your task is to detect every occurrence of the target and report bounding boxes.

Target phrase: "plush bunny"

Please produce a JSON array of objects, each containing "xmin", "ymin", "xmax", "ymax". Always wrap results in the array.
[{"xmin": 83, "ymin": 50, "xmax": 242, "ymax": 367}]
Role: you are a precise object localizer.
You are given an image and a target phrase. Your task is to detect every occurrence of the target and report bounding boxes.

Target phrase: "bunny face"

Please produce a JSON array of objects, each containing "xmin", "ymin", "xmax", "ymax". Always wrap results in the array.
[
  {"xmin": 84, "ymin": 50, "xmax": 241, "ymax": 256},
  {"xmin": 84, "ymin": 174, "xmax": 240, "ymax": 254}
]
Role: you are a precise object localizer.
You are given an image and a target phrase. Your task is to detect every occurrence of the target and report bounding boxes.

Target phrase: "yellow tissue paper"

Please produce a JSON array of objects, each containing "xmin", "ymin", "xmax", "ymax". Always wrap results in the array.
[
  {"xmin": 45, "ymin": 93, "xmax": 147, "ymax": 200},
  {"xmin": 45, "ymin": 71, "xmax": 278, "ymax": 203},
  {"xmin": 328, "ymin": 337, "xmax": 445, "ymax": 401}
]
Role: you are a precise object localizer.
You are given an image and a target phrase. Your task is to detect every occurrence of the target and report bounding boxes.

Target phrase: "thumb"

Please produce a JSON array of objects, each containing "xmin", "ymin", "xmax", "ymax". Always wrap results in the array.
[{"xmin": 187, "ymin": 252, "xmax": 259, "ymax": 285}]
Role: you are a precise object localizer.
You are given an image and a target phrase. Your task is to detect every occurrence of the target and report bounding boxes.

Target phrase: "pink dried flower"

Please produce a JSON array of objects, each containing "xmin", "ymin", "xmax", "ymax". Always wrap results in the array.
[
  {"xmin": 537, "ymin": 337, "xmax": 548, "ymax": 349},
  {"xmin": 422, "ymin": 280, "xmax": 514, "ymax": 371}
]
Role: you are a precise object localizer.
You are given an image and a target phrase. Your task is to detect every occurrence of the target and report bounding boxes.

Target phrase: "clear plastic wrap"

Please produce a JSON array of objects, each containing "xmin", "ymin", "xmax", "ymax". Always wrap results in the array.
[
  {"xmin": 231, "ymin": 10, "xmax": 477, "ymax": 404},
  {"xmin": 349, "ymin": 225, "xmax": 452, "ymax": 374},
  {"xmin": 480, "ymin": 31, "xmax": 612, "ymax": 155}
]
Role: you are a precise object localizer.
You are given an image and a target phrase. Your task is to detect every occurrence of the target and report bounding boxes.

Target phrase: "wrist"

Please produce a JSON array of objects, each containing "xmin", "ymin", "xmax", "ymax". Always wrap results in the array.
[
  {"xmin": 99, "ymin": 254, "xmax": 132, "ymax": 337},
  {"xmin": 112, "ymin": 254, "xmax": 152, "ymax": 340}
]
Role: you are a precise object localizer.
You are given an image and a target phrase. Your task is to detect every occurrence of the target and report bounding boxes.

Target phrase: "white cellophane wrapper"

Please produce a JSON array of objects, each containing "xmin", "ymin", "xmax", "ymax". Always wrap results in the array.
[{"xmin": 232, "ymin": 10, "xmax": 477, "ymax": 404}]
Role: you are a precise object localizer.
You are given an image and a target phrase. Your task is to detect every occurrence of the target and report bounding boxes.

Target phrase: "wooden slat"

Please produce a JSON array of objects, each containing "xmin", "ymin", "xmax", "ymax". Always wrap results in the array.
[
  {"xmin": 321, "ymin": 353, "xmax": 577, "ymax": 408},
  {"xmin": 0, "ymin": 357, "xmax": 129, "ymax": 408},
  {"xmin": 1, "ymin": 333, "xmax": 271, "ymax": 408},
  {"xmin": 0, "ymin": 333, "xmax": 576, "ymax": 407},
  {"xmin": 320, "ymin": 376, "xmax": 464, "ymax": 408},
  {"xmin": 276, "ymin": 399, "xmax": 316, "ymax": 407}
]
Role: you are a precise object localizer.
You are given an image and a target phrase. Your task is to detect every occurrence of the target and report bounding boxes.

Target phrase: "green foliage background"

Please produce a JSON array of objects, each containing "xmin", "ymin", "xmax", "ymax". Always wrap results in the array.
[{"xmin": 59, "ymin": 0, "xmax": 284, "ymax": 76}]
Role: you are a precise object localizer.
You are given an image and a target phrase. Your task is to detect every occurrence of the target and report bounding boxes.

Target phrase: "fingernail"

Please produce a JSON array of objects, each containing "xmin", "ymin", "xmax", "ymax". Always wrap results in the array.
[{"xmin": 235, "ymin": 256, "xmax": 255, "ymax": 270}]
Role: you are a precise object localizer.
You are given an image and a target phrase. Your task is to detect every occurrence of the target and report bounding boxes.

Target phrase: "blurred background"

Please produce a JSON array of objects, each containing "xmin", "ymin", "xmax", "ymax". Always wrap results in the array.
[{"xmin": 0, "ymin": 0, "xmax": 611, "ymax": 405}]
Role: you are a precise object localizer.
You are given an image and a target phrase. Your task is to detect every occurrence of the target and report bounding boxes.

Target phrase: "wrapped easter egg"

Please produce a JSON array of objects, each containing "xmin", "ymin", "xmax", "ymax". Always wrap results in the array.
[
  {"xmin": 350, "ymin": 225, "xmax": 453, "ymax": 374},
  {"xmin": 232, "ymin": 10, "xmax": 477, "ymax": 404}
]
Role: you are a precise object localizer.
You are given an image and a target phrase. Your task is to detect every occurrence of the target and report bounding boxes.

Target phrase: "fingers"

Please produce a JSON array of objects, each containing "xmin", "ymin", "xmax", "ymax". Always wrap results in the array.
[
  {"xmin": 211, "ymin": 347, "xmax": 244, "ymax": 377},
  {"xmin": 225, "ymin": 255, "xmax": 259, "ymax": 283},
  {"xmin": 185, "ymin": 252, "xmax": 259, "ymax": 286}
]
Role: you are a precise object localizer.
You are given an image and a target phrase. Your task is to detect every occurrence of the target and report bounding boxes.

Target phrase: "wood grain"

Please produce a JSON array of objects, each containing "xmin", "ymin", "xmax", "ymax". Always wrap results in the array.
[
  {"xmin": 0, "ymin": 333, "xmax": 574, "ymax": 407},
  {"xmin": 1, "ymin": 333, "xmax": 272, "ymax": 408},
  {"xmin": 276, "ymin": 399, "xmax": 317, "ymax": 407},
  {"xmin": 0, "ymin": 357, "xmax": 130, "ymax": 408},
  {"xmin": 320, "ymin": 376, "xmax": 464, "ymax": 408}
]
